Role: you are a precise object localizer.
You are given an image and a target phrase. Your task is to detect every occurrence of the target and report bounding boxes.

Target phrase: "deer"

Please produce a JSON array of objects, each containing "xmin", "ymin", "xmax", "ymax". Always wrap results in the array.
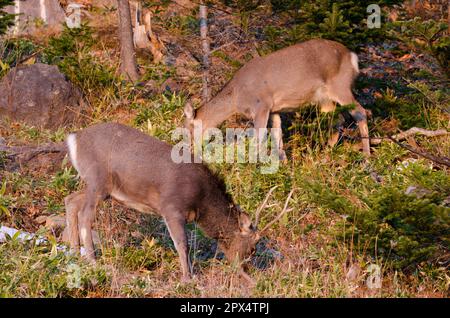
[
  {"xmin": 184, "ymin": 38, "xmax": 371, "ymax": 160},
  {"xmin": 64, "ymin": 122, "xmax": 289, "ymax": 282}
]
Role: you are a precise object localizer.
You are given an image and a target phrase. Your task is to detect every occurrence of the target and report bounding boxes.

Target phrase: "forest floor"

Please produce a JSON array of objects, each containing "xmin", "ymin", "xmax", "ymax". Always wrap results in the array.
[{"xmin": 0, "ymin": 2, "xmax": 449, "ymax": 297}]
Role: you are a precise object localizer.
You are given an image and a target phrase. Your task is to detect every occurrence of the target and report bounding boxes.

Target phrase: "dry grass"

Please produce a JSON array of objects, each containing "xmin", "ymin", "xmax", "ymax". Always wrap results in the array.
[{"xmin": 0, "ymin": 2, "xmax": 449, "ymax": 298}]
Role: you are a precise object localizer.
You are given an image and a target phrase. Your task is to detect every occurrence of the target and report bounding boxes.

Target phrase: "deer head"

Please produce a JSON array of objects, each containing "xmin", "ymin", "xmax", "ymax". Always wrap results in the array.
[
  {"xmin": 218, "ymin": 186, "xmax": 295, "ymax": 269},
  {"xmin": 218, "ymin": 209, "xmax": 260, "ymax": 264}
]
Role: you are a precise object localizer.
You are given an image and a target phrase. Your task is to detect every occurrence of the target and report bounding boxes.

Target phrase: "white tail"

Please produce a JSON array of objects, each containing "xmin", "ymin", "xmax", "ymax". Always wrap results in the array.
[{"xmin": 66, "ymin": 133, "xmax": 79, "ymax": 173}]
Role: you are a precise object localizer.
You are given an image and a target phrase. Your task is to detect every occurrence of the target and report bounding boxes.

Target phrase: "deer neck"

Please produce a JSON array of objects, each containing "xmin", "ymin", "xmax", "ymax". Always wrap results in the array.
[
  {"xmin": 197, "ymin": 199, "xmax": 239, "ymax": 241},
  {"xmin": 195, "ymin": 90, "xmax": 236, "ymax": 129}
]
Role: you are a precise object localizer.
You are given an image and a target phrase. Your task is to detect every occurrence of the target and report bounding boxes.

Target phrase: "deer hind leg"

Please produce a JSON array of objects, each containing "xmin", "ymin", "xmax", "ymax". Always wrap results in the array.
[
  {"xmin": 64, "ymin": 191, "xmax": 86, "ymax": 253},
  {"xmin": 78, "ymin": 185, "xmax": 103, "ymax": 261},
  {"xmin": 270, "ymin": 113, "xmax": 287, "ymax": 161},
  {"xmin": 162, "ymin": 207, "xmax": 191, "ymax": 281},
  {"xmin": 350, "ymin": 102, "xmax": 370, "ymax": 156}
]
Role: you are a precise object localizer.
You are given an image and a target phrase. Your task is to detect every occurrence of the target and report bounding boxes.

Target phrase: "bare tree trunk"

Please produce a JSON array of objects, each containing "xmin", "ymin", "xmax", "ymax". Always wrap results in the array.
[
  {"xmin": 117, "ymin": 0, "xmax": 139, "ymax": 81},
  {"xmin": 448, "ymin": 1, "xmax": 450, "ymax": 34},
  {"xmin": 199, "ymin": 1, "xmax": 210, "ymax": 102}
]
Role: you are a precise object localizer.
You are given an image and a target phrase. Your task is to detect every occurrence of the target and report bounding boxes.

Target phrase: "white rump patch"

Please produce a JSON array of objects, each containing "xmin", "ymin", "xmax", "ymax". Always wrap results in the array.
[
  {"xmin": 67, "ymin": 133, "xmax": 80, "ymax": 173},
  {"xmin": 350, "ymin": 52, "xmax": 359, "ymax": 73}
]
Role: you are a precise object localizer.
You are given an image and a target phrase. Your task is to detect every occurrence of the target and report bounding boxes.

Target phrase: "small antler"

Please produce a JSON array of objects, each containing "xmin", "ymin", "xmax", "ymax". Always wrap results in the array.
[
  {"xmin": 254, "ymin": 186, "xmax": 278, "ymax": 227},
  {"xmin": 260, "ymin": 188, "xmax": 295, "ymax": 234}
]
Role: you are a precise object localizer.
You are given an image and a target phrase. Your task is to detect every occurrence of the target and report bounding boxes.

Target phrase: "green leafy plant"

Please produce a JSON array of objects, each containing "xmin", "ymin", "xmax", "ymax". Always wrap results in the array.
[
  {"xmin": 0, "ymin": 0, "xmax": 14, "ymax": 35},
  {"xmin": 220, "ymin": 0, "xmax": 263, "ymax": 34},
  {"xmin": 263, "ymin": 0, "xmax": 403, "ymax": 51},
  {"xmin": 352, "ymin": 185, "xmax": 449, "ymax": 270},
  {"xmin": 318, "ymin": 3, "xmax": 352, "ymax": 41},
  {"xmin": 133, "ymin": 92, "xmax": 186, "ymax": 141},
  {"xmin": 0, "ymin": 230, "xmax": 109, "ymax": 297},
  {"xmin": 390, "ymin": 17, "xmax": 449, "ymax": 75},
  {"xmin": 0, "ymin": 181, "xmax": 12, "ymax": 218},
  {"xmin": 298, "ymin": 157, "xmax": 450, "ymax": 270},
  {"xmin": 0, "ymin": 38, "xmax": 37, "ymax": 78},
  {"xmin": 42, "ymin": 24, "xmax": 117, "ymax": 93},
  {"xmin": 104, "ymin": 238, "xmax": 172, "ymax": 271}
]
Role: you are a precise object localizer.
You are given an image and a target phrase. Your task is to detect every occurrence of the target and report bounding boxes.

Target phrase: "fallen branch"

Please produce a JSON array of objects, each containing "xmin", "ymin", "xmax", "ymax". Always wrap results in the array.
[
  {"xmin": 210, "ymin": 40, "xmax": 237, "ymax": 54},
  {"xmin": 371, "ymin": 127, "xmax": 449, "ymax": 145},
  {"xmin": 387, "ymin": 135, "xmax": 450, "ymax": 167},
  {"xmin": 0, "ymin": 141, "xmax": 67, "ymax": 162}
]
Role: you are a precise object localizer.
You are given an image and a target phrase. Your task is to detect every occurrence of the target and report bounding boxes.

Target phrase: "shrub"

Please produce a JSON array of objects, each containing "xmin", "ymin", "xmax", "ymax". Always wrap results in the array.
[
  {"xmin": 0, "ymin": 38, "xmax": 37, "ymax": 78},
  {"xmin": 389, "ymin": 17, "xmax": 450, "ymax": 76},
  {"xmin": 42, "ymin": 24, "xmax": 117, "ymax": 93},
  {"xmin": 263, "ymin": 0, "xmax": 403, "ymax": 51},
  {"xmin": 0, "ymin": 229, "xmax": 109, "ymax": 297},
  {"xmin": 353, "ymin": 184, "xmax": 449, "ymax": 270},
  {"xmin": 133, "ymin": 92, "xmax": 186, "ymax": 141},
  {"xmin": 298, "ymin": 157, "xmax": 450, "ymax": 270},
  {"xmin": 0, "ymin": 0, "xmax": 14, "ymax": 35}
]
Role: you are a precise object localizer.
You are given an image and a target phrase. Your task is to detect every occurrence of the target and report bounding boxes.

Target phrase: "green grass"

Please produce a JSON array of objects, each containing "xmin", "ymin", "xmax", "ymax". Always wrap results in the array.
[
  {"xmin": 0, "ymin": 3, "xmax": 449, "ymax": 298},
  {"xmin": 0, "ymin": 229, "xmax": 109, "ymax": 297}
]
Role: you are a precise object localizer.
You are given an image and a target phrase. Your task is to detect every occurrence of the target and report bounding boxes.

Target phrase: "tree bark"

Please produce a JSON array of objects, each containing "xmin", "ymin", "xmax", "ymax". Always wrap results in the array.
[
  {"xmin": 117, "ymin": 0, "xmax": 139, "ymax": 81},
  {"xmin": 199, "ymin": 1, "xmax": 210, "ymax": 102},
  {"xmin": 448, "ymin": 1, "xmax": 450, "ymax": 34}
]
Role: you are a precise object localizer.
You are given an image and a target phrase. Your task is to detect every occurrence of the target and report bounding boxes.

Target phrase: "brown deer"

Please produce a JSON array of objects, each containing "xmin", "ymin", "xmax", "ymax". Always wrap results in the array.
[
  {"xmin": 184, "ymin": 39, "xmax": 371, "ymax": 159},
  {"xmin": 64, "ymin": 123, "xmax": 288, "ymax": 281}
]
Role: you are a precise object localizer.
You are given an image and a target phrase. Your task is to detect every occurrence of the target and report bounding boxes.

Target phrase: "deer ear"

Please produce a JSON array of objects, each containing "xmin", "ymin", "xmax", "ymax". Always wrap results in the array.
[
  {"xmin": 238, "ymin": 212, "xmax": 253, "ymax": 235},
  {"xmin": 184, "ymin": 101, "xmax": 194, "ymax": 120}
]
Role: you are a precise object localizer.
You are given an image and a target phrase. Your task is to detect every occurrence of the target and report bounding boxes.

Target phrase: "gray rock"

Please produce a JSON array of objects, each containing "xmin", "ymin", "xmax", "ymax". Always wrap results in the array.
[{"xmin": 0, "ymin": 63, "xmax": 83, "ymax": 129}]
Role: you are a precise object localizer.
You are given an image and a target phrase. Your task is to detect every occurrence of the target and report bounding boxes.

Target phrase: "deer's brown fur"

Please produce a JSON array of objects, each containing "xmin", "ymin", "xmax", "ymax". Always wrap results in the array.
[
  {"xmin": 65, "ymin": 122, "xmax": 259, "ymax": 281},
  {"xmin": 184, "ymin": 39, "xmax": 371, "ymax": 157}
]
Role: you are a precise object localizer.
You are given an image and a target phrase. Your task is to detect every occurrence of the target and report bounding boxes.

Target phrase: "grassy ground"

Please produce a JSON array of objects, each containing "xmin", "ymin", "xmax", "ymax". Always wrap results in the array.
[{"xmin": 0, "ymin": 2, "xmax": 449, "ymax": 297}]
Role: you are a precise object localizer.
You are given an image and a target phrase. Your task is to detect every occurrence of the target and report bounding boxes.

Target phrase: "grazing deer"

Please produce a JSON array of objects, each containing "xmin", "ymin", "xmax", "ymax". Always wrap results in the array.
[
  {"xmin": 64, "ymin": 123, "xmax": 287, "ymax": 281},
  {"xmin": 184, "ymin": 39, "xmax": 371, "ymax": 159}
]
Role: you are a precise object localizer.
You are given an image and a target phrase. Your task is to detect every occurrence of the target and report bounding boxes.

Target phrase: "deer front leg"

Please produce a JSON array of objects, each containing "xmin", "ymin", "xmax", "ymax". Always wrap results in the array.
[
  {"xmin": 327, "ymin": 113, "xmax": 345, "ymax": 149},
  {"xmin": 253, "ymin": 107, "xmax": 271, "ymax": 159},
  {"xmin": 349, "ymin": 103, "xmax": 370, "ymax": 156},
  {"xmin": 163, "ymin": 211, "xmax": 191, "ymax": 282},
  {"xmin": 270, "ymin": 113, "xmax": 287, "ymax": 161}
]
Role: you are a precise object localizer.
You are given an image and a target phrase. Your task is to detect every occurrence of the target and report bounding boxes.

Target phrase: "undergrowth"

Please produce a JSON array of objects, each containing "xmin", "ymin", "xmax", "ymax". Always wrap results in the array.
[{"xmin": 0, "ymin": 1, "xmax": 448, "ymax": 298}]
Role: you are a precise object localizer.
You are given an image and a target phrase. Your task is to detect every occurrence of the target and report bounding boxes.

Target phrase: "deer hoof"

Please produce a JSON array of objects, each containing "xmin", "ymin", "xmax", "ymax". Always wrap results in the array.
[{"xmin": 278, "ymin": 150, "xmax": 287, "ymax": 163}]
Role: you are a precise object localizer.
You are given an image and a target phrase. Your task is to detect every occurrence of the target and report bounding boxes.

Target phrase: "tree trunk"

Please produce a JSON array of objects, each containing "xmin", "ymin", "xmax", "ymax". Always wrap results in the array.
[
  {"xmin": 199, "ymin": 1, "xmax": 210, "ymax": 102},
  {"xmin": 117, "ymin": 0, "xmax": 139, "ymax": 81}
]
